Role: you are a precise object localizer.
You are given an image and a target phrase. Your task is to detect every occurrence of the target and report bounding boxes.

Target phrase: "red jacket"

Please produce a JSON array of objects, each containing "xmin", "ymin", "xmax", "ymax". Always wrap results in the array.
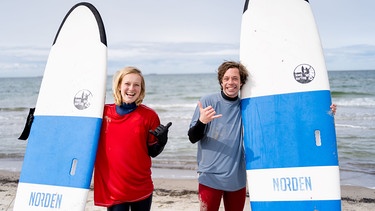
[{"xmin": 94, "ymin": 104, "xmax": 160, "ymax": 207}]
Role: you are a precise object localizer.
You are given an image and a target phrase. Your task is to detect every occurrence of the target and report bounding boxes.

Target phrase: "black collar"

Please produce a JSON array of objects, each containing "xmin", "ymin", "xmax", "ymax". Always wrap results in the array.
[
  {"xmin": 221, "ymin": 91, "xmax": 238, "ymax": 101},
  {"xmin": 116, "ymin": 102, "xmax": 137, "ymax": 115}
]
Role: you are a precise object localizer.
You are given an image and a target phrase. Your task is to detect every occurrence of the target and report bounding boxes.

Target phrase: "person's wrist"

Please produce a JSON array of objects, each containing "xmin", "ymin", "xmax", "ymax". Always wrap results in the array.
[{"xmin": 198, "ymin": 118, "xmax": 207, "ymax": 124}]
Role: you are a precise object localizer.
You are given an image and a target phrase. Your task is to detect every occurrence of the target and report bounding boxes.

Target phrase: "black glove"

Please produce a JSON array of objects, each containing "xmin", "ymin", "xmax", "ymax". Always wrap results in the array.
[{"xmin": 149, "ymin": 122, "xmax": 172, "ymax": 147}]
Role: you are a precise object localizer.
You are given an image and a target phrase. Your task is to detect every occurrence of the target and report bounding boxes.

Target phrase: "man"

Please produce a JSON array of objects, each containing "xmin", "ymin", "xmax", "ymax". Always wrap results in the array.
[{"xmin": 188, "ymin": 61, "xmax": 249, "ymax": 211}]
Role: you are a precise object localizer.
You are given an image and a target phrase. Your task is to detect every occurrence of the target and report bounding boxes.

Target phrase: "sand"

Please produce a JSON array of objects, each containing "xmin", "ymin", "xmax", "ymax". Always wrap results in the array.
[{"xmin": 1, "ymin": 170, "xmax": 374, "ymax": 211}]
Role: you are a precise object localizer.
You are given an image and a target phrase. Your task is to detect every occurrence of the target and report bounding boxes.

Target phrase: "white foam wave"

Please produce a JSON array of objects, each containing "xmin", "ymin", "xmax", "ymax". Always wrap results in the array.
[
  {"xmin": 146, "ymin": 103, "xmax": 196, "ymax": 109},
  {"xmin": 336, "ymin": 124, "xmax": 368, "ymax": 129},
  {"xmin": 335, "ymin": 98, "xmax": 375, "ymax": 107}
]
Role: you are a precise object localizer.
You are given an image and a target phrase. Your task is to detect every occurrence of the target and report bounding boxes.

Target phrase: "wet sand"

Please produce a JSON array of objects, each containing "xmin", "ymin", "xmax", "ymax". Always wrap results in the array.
[{"xmin": 1, "ymin": 170, "xmax": 374, "ymax": 210}]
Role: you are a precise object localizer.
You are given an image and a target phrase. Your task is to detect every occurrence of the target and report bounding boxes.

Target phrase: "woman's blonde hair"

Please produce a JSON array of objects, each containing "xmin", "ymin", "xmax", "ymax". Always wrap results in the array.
[{"xmin": 112, "ymin": 66, "xmax": 145, "ymax": 106}]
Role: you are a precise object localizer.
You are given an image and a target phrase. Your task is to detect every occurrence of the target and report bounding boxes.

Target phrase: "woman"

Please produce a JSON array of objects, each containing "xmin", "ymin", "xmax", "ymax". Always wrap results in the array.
[{"xmin": 94, "ymin": 66, "xmax": 172, "ymax": 211}]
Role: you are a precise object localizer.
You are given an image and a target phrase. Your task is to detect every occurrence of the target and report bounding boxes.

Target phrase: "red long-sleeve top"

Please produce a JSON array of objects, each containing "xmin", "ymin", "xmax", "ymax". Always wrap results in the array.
[{"xmin": 94, "ymin": 104, "xmax": 160, "ymax": 207}]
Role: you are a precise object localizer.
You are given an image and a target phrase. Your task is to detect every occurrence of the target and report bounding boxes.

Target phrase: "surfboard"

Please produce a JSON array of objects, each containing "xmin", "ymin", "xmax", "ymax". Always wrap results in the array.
[
  {"xmin": 240, "ymin": 0, "xmax": 341, "ymax": 210},
  {"xmin": 14, "ymin": 2, "xmax": 107, "ymax": 210}
]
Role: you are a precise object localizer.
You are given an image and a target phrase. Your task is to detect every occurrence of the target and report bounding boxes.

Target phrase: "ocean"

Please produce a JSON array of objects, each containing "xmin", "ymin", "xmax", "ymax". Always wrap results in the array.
[{"xmin": 0, "ymin": 70, "xmax": 374, "ymax": 189}]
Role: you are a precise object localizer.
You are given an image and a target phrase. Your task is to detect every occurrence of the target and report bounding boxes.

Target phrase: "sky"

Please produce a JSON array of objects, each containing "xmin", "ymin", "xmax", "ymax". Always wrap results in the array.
[{"xmin": 1, "ymin": 0, "xmax": 375, "ymax": 77}]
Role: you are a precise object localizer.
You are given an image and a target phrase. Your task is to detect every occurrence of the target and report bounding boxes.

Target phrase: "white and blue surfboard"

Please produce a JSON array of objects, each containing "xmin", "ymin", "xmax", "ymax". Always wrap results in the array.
[
  {"xmin": 14, "ymin": 2, "xmax": 107, "ymax": 210},
  {"xmin": 240, "ymin": 0, "xmax": 341, "ymax": 210}
]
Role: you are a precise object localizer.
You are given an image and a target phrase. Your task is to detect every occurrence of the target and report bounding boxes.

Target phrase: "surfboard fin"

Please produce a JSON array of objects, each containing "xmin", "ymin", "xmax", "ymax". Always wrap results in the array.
[{"xmin": 18, "ymin": 108, "xmax": 35, "ymax": 140}]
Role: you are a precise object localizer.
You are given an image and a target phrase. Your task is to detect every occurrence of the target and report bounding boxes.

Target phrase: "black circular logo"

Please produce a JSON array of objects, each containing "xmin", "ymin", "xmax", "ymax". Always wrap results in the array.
[
  {"xmin": 73, "ymin": 89, "xmax": 93, "ymax": 110},
  {"xmin": 293, "ymin": 64, "xmax": 315, "ymax": 84}
]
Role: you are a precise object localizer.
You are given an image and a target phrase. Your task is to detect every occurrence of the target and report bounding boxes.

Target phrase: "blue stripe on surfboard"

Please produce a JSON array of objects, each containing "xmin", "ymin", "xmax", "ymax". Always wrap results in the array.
[
  {"xmin": 241, "ymin": 90, "xmax": 338, "ymax": 169},
  {"xmin": 19, "ymin": 116, "xmax": 102, "ymax": 189},
  {"xmin": 250, "ymin": 200, "xmax": 341, "ymax": 210}
]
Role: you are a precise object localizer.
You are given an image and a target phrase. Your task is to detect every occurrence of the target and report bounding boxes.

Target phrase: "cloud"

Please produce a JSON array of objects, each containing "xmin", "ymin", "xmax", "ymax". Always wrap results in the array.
[
  {"xmin": 108, "ymin": 42, "xmax": 240, "ymax": 75},
  {"xmin": 324, "ymin": 45, "xmax": 375, "ymax": 71},
  {"xmin": 2, "ymin": 42, "xmax": 375, "ymax": 78},
  {"xmin": 2, "ymin": 0, "xmax": 375, "ymax": 77},
  {"xmin": 0, "ymin": 46, "xmax": 49, "ymax": 77},
  {"xmin": 0, "ymin": 41, "xmax": 240, "ymax": 77}
]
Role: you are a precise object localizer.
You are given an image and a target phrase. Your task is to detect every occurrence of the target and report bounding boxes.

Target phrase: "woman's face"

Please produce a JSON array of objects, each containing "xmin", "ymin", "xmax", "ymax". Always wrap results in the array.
[
  {"xmin": 119, "ymin": 73, "xmax": 142, "ymax": 104},
  {"xmin": 221, "ymin": 67, "xmax": 242, "ymax": 98}
]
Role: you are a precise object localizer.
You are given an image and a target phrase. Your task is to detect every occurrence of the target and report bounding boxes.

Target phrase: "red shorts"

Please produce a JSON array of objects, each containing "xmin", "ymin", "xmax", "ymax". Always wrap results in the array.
[{"xmin": 198, "ymin": 183, "xmax": 246, "ymax": 211}]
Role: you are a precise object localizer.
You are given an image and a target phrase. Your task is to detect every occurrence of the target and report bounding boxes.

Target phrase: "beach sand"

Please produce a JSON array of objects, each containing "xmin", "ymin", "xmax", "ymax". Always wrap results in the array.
[{"xmin": 1, "ymin": 170, "xmax": 374, "ymax": 211}]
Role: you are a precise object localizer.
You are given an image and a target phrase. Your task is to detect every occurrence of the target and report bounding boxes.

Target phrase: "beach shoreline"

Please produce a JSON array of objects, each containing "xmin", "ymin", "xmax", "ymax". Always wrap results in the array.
[{"xmin": 1, "ymin": 169, "xmax": 374, "ymax": 211}]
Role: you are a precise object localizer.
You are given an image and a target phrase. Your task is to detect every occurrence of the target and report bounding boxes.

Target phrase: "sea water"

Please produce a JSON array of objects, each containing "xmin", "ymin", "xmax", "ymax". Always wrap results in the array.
[{"xmin": 0, "ymin": 71, "xmax": 374, "ymax": 188}]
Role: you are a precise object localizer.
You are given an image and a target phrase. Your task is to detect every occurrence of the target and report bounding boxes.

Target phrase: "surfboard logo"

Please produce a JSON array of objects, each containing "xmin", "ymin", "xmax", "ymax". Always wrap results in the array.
[
  {"xmin": 293, "ymin": 64, "xmax": 315, "ymax": 84},
  {"xmin": 74, "ymin": 89, "xmax": 93, "ymax": 110}
]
